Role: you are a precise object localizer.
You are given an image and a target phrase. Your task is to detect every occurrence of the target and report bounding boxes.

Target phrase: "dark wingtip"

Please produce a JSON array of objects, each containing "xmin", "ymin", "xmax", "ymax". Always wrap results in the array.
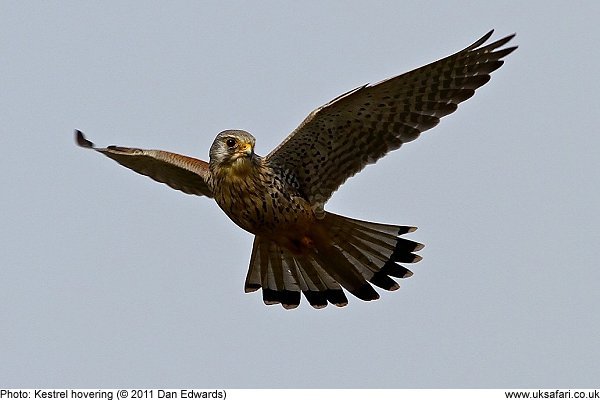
[
  {"xmin": 465, "ymin": 30, "xmax": 495, "ymax": 51},
  {"xmin": 482, "ymin": 29, "xmax": 495, "ymax": 41},
  {"xmin": 503, "ymin": 32, "xmax": 517, "ymax": 42},
  {"xmin": 466, "ymin": 30, "xmax": 518, "ymax": 53},
  {"xmin": 75, "ymin": 129, "xmax": 94, "ymax": 148}
]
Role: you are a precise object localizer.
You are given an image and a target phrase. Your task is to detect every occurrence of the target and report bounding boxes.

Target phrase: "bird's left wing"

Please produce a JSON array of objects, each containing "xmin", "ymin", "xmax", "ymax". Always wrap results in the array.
[
  {"xmin": 75, "ymin": 130, "xmax": 213, "ymax": 197},
  {"xmin": 266, "ymin": 31, "xmax": 516, "ymax": 209}
]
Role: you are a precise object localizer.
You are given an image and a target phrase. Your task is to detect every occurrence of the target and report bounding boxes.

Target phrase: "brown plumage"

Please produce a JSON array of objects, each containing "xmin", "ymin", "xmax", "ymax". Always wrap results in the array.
[{"xmin": 76, "ymin": 30, "xmax": 517, "ymax": 309}]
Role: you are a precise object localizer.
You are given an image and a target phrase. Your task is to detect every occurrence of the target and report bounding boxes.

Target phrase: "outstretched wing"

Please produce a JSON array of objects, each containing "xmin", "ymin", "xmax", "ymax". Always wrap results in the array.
[
  {"xmin": 75, "ymin": 130, "xmax": 213, "ymax": 197},
  {"xmin": 267, "ymin": 30, "xmax": 517, "ymax": 208}
]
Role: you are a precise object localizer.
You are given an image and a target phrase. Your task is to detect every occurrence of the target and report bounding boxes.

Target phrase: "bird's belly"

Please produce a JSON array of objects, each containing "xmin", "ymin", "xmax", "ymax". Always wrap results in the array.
[{"xmin": 215, "ymin": 183, "xmax": 315, "ymax": 238}]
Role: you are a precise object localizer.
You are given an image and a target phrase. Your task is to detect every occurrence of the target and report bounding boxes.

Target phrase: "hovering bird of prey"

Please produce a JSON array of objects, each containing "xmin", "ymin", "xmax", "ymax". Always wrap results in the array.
[{"xmin": 76, "ymin": 30, "xmax": 516, "ymax": 309}]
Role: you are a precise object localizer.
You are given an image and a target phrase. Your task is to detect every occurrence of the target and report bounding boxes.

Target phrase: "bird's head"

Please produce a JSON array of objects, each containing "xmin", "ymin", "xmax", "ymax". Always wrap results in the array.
[{"xmin": 209, "ymin": 130, "xmax": 257, "ymax": 176}]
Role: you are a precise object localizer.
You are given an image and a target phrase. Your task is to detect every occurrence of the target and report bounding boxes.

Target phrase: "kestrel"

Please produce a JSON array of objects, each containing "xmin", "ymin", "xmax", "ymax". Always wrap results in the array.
[{"xmin": 76, "ymin": 30, "xmax": 516, "ymax": 309}]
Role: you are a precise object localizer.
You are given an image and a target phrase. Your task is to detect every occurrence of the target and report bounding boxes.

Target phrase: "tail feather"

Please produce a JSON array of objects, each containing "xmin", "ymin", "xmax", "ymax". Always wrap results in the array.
[
  {"xmin": 326, "ymin": 213, "xmax": 422, "ymax": 280},
  {"xmin": 245, "ymin": 236, "xmax": 347, "ymax": 309},
  {"xmin": 248, "ymin": 238, "xmax": 302, "ymax": 309},
  {"xmin": 244, "ymin": 212, "xmax": 423, "ymax": 309},
  {"xmin": 294, "ymin": 256, "xmax": 348, "ymax": 307},
  {"xmin": 312, "ymin": 243, "xmax": 381, "ymax": 302}
]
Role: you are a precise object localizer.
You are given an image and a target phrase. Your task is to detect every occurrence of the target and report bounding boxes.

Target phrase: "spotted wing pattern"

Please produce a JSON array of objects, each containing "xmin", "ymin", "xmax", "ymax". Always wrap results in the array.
[
  {"xmin": 75, "ymin": 130, "xmax": 213, "ymax": 197},
  {"xmin": 267, "ymin": 30, "xmax": 516, "ymax": 208}
]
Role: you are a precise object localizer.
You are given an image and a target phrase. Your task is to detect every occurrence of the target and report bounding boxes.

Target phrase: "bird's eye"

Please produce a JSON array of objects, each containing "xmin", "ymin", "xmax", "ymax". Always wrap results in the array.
[{"xmin": 226, "ymin": 138, "xmax": 236, "ymax": 148}]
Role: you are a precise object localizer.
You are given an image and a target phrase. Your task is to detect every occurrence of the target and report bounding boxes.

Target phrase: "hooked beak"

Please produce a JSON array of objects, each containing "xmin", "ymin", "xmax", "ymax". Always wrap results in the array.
[{"xmin": 240, "ymin": 142, "xmax": 253, "ymax": 157}]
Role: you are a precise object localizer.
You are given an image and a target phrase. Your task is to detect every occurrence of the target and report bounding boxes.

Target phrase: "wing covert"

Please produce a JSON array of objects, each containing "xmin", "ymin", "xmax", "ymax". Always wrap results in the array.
[{"xmin": 75, "ymin": 130, "xmax": 213, "ymax": 197}]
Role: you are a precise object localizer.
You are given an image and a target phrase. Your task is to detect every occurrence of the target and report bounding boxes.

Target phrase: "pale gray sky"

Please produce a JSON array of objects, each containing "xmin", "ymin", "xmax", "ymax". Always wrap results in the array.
[{"xmin": 2, "ymin": 0, "xmax": 598, "ymax": 388}]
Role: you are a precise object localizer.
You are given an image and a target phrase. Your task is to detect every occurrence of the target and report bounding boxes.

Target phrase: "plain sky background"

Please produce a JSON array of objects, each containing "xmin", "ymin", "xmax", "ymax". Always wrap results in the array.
[{"xmin": 2, "ymin": 0, "xmax": 599, "ymax": 388}]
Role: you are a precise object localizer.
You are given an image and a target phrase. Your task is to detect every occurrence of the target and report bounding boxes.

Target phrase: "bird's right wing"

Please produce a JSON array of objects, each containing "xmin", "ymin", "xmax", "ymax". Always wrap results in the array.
[{"xmin": 75, "ymin": 130, "xmax": 213, "ymax": 198}]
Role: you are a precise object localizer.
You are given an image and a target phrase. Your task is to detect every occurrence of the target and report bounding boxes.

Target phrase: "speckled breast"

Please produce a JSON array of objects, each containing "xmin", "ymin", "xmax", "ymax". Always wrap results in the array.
[{"xmin": 212, "ymin": 163, "xmax": 315, "ymax": 237}]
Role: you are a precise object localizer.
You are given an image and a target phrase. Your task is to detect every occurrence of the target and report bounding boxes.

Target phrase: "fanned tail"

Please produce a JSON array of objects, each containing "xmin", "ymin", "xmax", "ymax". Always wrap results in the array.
[{"xmin": 244, "ymin": 212, "xmax": 423, "ymax": 309}]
